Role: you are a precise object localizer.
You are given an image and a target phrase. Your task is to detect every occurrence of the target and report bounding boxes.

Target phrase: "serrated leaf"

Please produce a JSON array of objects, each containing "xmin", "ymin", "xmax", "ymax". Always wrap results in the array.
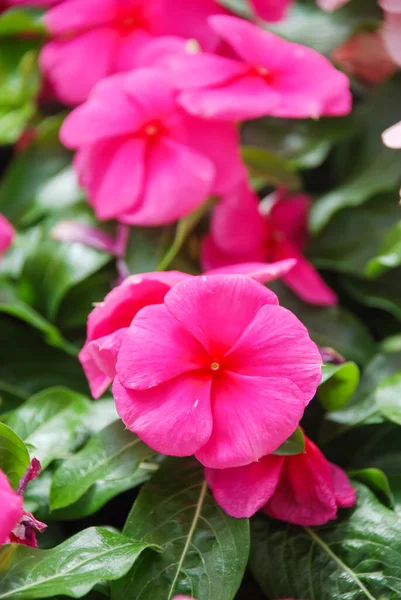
[
  {"xmin": 4, "ymin": 387, "xmax": 92, "ymax": 469},
  {"xmin": 250, "ymin": 483, "xmax": 401, "ymax": 600},
  {"xmin": 273, "ymin": 427, "xmax": 305, "ymax": 456},
  {"xmin": 111, "ymin": 457, "xmax": 250, "ymax": 600},
  {"xmin": 0, "ymin": 527, "xmax": 156, "ymax": 599},
  {"xmin": 319, "ymin": 362, "xmax": 360, "ymax": 411},
  {"xmin": 242, "ymin": 146, "xmax": 302, "ymax": 191},
  {"xmin": 0, "ymin": 423, "xmax": 29, "ymax": 488},
  {"xmin": 50, "ymin": 420, "xmax": 157, "ymax": 511}
]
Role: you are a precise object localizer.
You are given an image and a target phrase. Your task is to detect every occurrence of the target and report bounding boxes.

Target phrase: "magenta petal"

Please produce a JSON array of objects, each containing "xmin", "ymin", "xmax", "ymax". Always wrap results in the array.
[
  {"xmin": 45, "ymin": 0, "xmax": 116, "ymax": 35},
  {"xmin": 196, "ymin": 372, "xmax": 305, "ymax": 468},
  {"xmin": 113, "ymin": 374, "xmax": 213, "ymax": 456},
  {"xmin": 249, "ymin": 0, "xmax": 293, "ymax": 21},
  {"xmin": 79, "ymin": 342, "xmax": 113, "ymax": 400},
  {"xmin": 87, "ymin": 328, "xmax": 128, "ymax": 380},
  {"xmin": 123, "ymin": 68, "xmax": 177, "ymax": 123},
  {"xmin": 170, "ymin": 52, "xmax": 248, "ymax": 89},
  {"xmin": 226, "ymin": 304, "xmax": 322, "ymax": 406},
  {"xmin": 164, "ymin": 274, "xmax": 278, "ymax": 356},
  {"xmin": 0, "ymin": 214, "xmax": 15, "ymax": 256},
  {"xmin": 0, "ymin": 470, "xmax": 23, "ymax": 546},
  {"xmin": 206, "ymin": 259, "xmax": 296, "ymax": 283},
  {"xmin": 116, "ymin": 304, "xmax": 207, "ymax": 391},
  {"xmin": 330, "ymin": 463, "xmax": 356, "ymax": 508},
  {"xmin": 122, "ymin": 137, "xmax": 214, "ymax": 226},
  {"xmin": 206, "ymin": 454, "xmax": 284, "ymax": 518}
]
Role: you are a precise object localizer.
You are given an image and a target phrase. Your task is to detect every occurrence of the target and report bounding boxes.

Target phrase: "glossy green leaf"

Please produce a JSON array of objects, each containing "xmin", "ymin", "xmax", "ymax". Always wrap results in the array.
[
  {"xmin": 0, "ymin": 8, "xmax": 45, "ymax": 36},
  {"xmin": 319, "ymin": 362, "xmax": 360, "ymax": 411},
  {"xmin": 273, "ymin": 427, "xmax": 305, "ymax": 456},
  {"xmin": 112, "ymin": 457, "xmax": 250, "ymax": 600},
  {"xmin": 375, "ymin": 371, "xmax": 401, "ymax": 426},
  {"xmin": 242, "ymin": 146, "xmax": 302, "ymax": 191},
  {"xmin": 366, "ymin": 220, "xmax": 401, "ymax": 278},
  {"xmin": 4, "ymin": 387, "xmax": 92, "ymax": 469},
  {"xmin": 310, "ymin": 77, "xmax": 401, "ymax": 233},
  {"xmin": 349, "ymin": 468, "xmax": 393, "ymax": 507},
  {"xmin": 0, "ymin": 423, "xmax": 29, "ymax": 488},
  {"xmin": 50, "ymin": 420, "xmax": 157, "ymax": 512},
  {"xmin": 0, "ymin": 527, "xmax": 155, "ymax": 599},
  {"xmin": 250, "ymin": 483, "xmax": 401, "ymax": 600}
]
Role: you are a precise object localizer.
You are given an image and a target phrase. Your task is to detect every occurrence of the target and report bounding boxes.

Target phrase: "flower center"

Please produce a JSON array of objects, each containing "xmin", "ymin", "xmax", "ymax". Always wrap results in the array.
[{"xmin": 210, "ymin": 360, "xmax": 221, "ymax": 372}]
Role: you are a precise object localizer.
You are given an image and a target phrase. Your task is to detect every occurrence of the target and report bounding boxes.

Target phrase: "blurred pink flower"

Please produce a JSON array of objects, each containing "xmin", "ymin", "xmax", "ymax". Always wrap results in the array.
[
  {"xmin": 0, "ymin": 214, "xmax": 15, "ymax": 258},
  {"xmin": 380, "ymin": 0, "xmax": 401, "ymax": 67},
  {"xmin": 249, "ymin": 0, "xmax": 293, "ymax": 21},
  {"xmin": 206, "ymin": 434, "xmax": 356, "ymax": 523},
  {"xmin": 113, "ymin": 274, "xmax": 322, "ymax": 468},
  {"xmin": 0, "ymin": 470, "xmax": 23, "ymax": 546},
  {"xmin": 80, "ymin": 262, "xmax": 296, "ymax": 399},
  {"xmin": 169, "ymin": 15, "xmax": 352, "ymax": 120},
  {"xmin": 39, "ymin": 0, "xmax": 228, "ymax": 105},
  {"xmin": 61, "ymin": 68, "xmax": 245, "ymax": 226},
  {"xmin": 202, "ymin": 182, "xmax": 337, "ymax": 306}
]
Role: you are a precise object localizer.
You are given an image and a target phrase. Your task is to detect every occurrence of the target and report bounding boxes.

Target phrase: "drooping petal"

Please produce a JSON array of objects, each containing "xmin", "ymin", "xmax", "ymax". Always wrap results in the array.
[
  {"xmin": 330, "ymin": 463, "xmax": 356, "ymax": 508},
  {"xmin": 87, "ymin": 328, "xmax": 128, "ymax": 379},
  {"xmin": 164, "ymin": 274, "xmax": 278, "ymax": 356},
  {"xmin": 196, "ymin": 372, "xmax": 305, "ymax": 468},
  {"xmin": 206, "ymin": 454, "xmax": 284, "ymax": 518},
  {"xmin": 113, "ymin": 374, "xmax": 213, "ymax": 456},
  {"xmin": 121, "ymin": 137, "xmax": 214, "ymax": 226},
  {"xmin": 225, "ymin": 303, "xmax": 322, "ymax": 405},
  {"xmin": 116, "ymin": 304, "xmax": 207, "ymax": 390},
  {"xmin": 0, "ymin": 470, "xmax": 23, "ymax": 546},
  {"xmin": 79, "ymin": 342, "xmax": 113, "ymax": 400}
]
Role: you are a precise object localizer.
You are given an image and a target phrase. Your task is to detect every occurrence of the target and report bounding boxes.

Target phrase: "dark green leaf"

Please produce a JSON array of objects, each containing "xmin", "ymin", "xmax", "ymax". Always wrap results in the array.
[
  {"xmin": 366, "ymin": 220, "xmax": 401, "ymax": 277},
  {"xmin": 0, "ymin": 423, "xmax": 29, "ymax": 488},
  {"xmin": 0, "ymin": 527, "xmax": 155, "ymax": 599},
  {"xmin": 250, "ymin": 483, "xmax": 401, "ymax": 600},
  {"xmin": 124, "ymin": 227, "xmax": 168, "ymax": 275},
  {"xmin": 342, "ymin": 269, "xmax": 401, "ymax": 323},
  {"xmin": 242, "ymin": 146, "xmax": 302, "ymax": 191},
  {"xmin": 319, "ymin": 362, "xmax": 360, "ymax": 411},
  {"xmin": 50, "ymin": 420, "xmax": 157, "ymax": 511},
  {"xmin": 349, "ymin": 469, "xmax": 393, "ymax": 506},
  {"xmin": 4, "ymin": 387, "xmax": 92, "ymax": 469},
  {"xmin": 0, "ymin": 8, "xmax": 45, "ymax": 36},
  {"xmin": 112, "ymin": 457, "xmax": 250, "ymax": 600},
  {"xmin": 273, "ymin": 427, "xmax": 305, "ymax": 456}
]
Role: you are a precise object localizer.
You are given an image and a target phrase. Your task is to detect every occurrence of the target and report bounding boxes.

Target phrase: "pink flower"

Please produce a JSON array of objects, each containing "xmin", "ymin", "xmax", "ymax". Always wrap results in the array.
[
  {"xmin": 380, "ymin": 0, "xmax": 401, "ymax": 67},
  {"xmin": 80, "ymin": 262, "xmax": 296, "ymax": 399},
  {"xmin": 0, "ymin": 214, "xmax": 14, "ymax": 259},
  {"xmin": 202, "ymin": 182, "xmax": 337, "ymax": 306},
  {"xmin": 0, "ymin": 470, "xmax": 23, "ymax": 546},
  {"xmin": 249, "ymin": 0, "xmax": 293, "ymax": 21},
  {"xmin": 383, "ymin": 121, "xmax": 401, "ymax": 149},
  {"xmin": 169, "ymin": 15, "xmax": 352, "ymax": 120},
  {"xmin": 206, "ymin": 435, "xmax": 356, "ymax": 523},
  {"xmin": 113, "ymin": 274, "xmax": 322, "ymax": 468},
  {"xmin": 40, "ymin": 0, "xmax": 228, "ymax": 105},
  {"xmin": 61, "ymin": 68, "xmax": 245, "ymax": 226}
]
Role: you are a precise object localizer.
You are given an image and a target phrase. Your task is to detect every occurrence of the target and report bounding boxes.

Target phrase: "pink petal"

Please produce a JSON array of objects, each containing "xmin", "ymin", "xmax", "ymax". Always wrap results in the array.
[
  {"xmin": 265, "ymin": 437, "xmax": 338, "ymax": 526},
  {"xmin": 201, "ymin": 234, "xmax": 265, "ymax": 272},
  {"xmin": 92, "ymin": 137, "xmax": 146, "ymax": 221},
  {"xmin": 79, "ymin": 342, "xmax": 113, "ymax": 400},
  {"xmin": 196, "ymin": 372, "xmax": 305, "ymax": 468},
  {"xmin": 270, "ymin": 192, "xmax": 310, "ymax": 250},
  {"xmin": 182, "ymin": 116, "xmax": 247, "ymax": 195},
  {"xmin": 87, "ymin": 328, "xmax": 128, "ymax": 380},
  {"xmin": 116, "ymin": 304, "xmax": 207, "ymax": 390},
  {"xmin": 121, "ymin": 137, "xmax": 214, "ymax": 226},
  {"xmin": 0, "ymin": 470, "xmax": 23, "ymax": 546},
  {"xmin": 123, "ymin": 68, "xmax": 177, "ymax": 123},
  {"xmin": 206, "ymin": 259, "xmax": 296, "ymax": 283},
  {"xmin": 0, "ymin": 214, "xmax": 15, "ymax": 255},
  {"xmin": 44, "ymin": 0, "xmax": 117, "ymax": 35},
  {"xmin": 60, "ymin": 74, "xmax": 141, "ymax": 147},
  {"xmin": 114, "ymin": 30, "xmax": 154, "ymax": 71},
  {"xmin": 249, "ymin": 0, "xmax": 293, "ymax": 22},
  {"xmin": 274, "ymin": 241, "xmax": 338, "ymax": 306},
  {"xmin": 169, "ymin": 51, "xmax": 248, "ymax": 89},
  {"xmin": 382, "ymin": 121, "xmax": 401, "ymax": 149},
  {"xmin": 113, "ymin": 373, "xmax": 213, "ymax": 456},
  {"xmin": 206, "ymin": 454, "xmax": 284, "ymax": 518},
  {"xmin": 329, "ymin": 463, "xmax": 356, "ymax": 508},
  {"xmin": 178, "ymin": 74, "xmax": 280, "ymax": 120},
  {"xmin": 134, "ymin": 36, "xmax": 189, "ymax": 68},
  {"xmin": 225, "ymin": 304, "xmax": 322, "ymax": 406},
  {"xmin": 380, "ymin": 0, "xmax": 401, "ymax": 12},
  {"xmin": 40, "ymin": 28, "xmax": 118, "ymax": 106},
  {"xmin": 164, "ymin": 274, "xmax": 278, "ymax": 356}
]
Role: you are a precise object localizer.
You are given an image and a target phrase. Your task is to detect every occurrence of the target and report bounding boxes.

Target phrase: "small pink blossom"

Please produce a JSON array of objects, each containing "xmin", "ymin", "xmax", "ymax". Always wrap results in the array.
[
  {"xmin": 202, "ymin": 182, "xmax": 337, "ymax": 306},
  {"xmin": 61, "ymin": 68, "xmax": 245, "ymax": 226},
  {"xmin": 206, "ymin": 435, "xmax": 356, "ymax": 523},
  {"xmin": 113, "ymin": 274, "xmax": 322, "ymax": 469},
  {"xmin": 80, "ymin": 262, "xmax": 295, "ymax": 399},
  {"xmin": 169, "ymin": 15, "xmax": 352, "ymax": 120},
  {"xmin": 0, "ymin": 470, "xmax": 23, "ymax": 546},
  {"xmin": 0, "ymin": 214, "xmax": 15, "ymax": 259},
  {"xmin": 249, "ymin": 0, "xmax": 293, "ymax": 22}
]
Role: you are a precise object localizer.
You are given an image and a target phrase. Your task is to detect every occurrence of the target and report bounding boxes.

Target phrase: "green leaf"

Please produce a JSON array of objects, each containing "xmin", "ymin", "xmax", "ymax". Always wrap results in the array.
[
  {"xmin": 349, "ymin": 469, "xmax": 393, "ymax": 507},
  {"xmin": 375, "ymin": 371, "xmax": 401, "ymax": 425},
  {"xmin": 250, "ymin": 483, "xmax": 401, "ymax": 600},
  {"xmin": 50, "ymin": 420, "xmax": 156, "ymax": 512},
  {"xmin": 4, "ymin": 387, "xmax": 92, "ymax": 469},
  {"xmin": 310, "ymin": 76, "xmax": 401, "ymax": 233},
  {"xmin": 242, "ymin": 146, "xmax": 302, "ymax": 191},
  {"xmin": 319, "ymin": 362, "xmax": 360, "ymax": 411},
  {"xmin": 268, "ymin": 281, "xmax": 376, "ymax": 365},
  {"xmin": 0, "ymin": 423, "xmax": 30, "ymax": 488},
  {"xmin": 0, "ymin": 8, "xmax": 45, "ymax": 36},
  {"xmin": 124, "ymin": 227, "xmax": 168, "ymax": 275},
  {"xmin": 342, "ymin": 269, "xmax": 401, "ymax": 323},
  {"xmin": 273, "ymin": 427, "xmax": 305, "ymax": 456},
  {"xmin": 111, "ymin": 457, "xmax": 250, "ymax": 600},
  {"xmin": 0, "ymin": 527, "xmax": 155, "ymax": 599},
  {"xmin": 366, "ymin": 220, "xmax": 401, "ymax": 278}
]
